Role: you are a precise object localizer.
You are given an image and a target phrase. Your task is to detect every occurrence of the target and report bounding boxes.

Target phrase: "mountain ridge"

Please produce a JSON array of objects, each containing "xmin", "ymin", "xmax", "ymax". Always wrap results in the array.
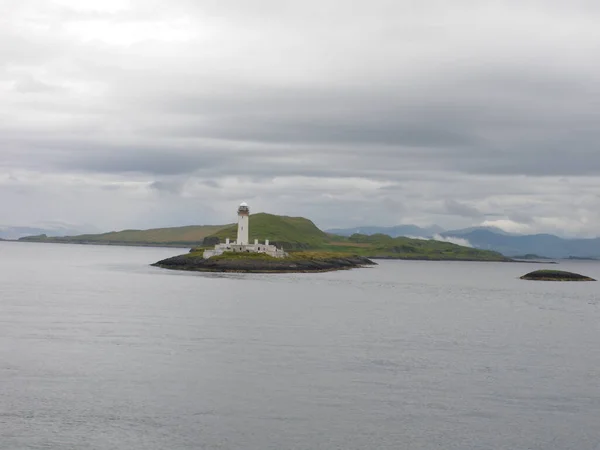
[
  {"xmin": 327, "ymin": 224, "xmax": 600, "ymax": 259},
  {"xmin": 442, "ymin": 229, "xmax": 600, "ymax": 259},
  {"xmin": 325, "ymin": 224, "xmax": 444, "ymax": 238}
]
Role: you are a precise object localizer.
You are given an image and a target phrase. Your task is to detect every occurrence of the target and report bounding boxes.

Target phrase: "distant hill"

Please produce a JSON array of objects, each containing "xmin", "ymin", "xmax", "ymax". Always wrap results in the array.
[
  {"xmin": 330, "ymin": 233, "xmax": 507, "ymax": 261},
  {"xmin": 325, "ymin": 224, "xmax": 443, "ymax": 238},
  {"xmin": 16, "ymin": 213, "xmax": 508, "ymax": 261},
  {"xmin": 19, "ymin": 224, "xmax": 228, "ymax": 247},
  {"xmin": 443, "ymin": 226, "xmax": 515, "ymax": 236},
  {"xmin": 512, "ymin": 254, "xmax": 554, "ymax": 260},
  {"xmin": 0, "ymin": 225, "xmax": 97, "ymax": 240},
  {"xmin": 19, "ymin": 214, "xmax": 600, "ymax": 259},
  {"xmin": 441, "ymin": 229, "xmax": 600, "ymax": 259},
  {"xmin": 328, "ymin": 223, "xmax": 600, "ymax": 259}
]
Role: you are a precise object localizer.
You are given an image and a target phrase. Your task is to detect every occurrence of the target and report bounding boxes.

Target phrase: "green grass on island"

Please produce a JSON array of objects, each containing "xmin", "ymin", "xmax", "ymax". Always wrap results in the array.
[
  {"xmin": 187, "ymin": 250, "xmax": 367, "ymax": 262},
  {"xmin": 207, "ymin": 213, "xmax": 330, "ymax": 249},
  {"xmin": 18, "ymin": 212, "xmax": 510, "ymax": 261},
  {"xmin": 189, "ymin": 250, "xmax": 277, "ymax": 261}
]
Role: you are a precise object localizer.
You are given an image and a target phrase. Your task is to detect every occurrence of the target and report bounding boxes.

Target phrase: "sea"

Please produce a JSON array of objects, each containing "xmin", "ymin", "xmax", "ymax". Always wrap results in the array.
[{"xmin": 1, "ymin": 241, "xmax": 600, "ymax": 450}]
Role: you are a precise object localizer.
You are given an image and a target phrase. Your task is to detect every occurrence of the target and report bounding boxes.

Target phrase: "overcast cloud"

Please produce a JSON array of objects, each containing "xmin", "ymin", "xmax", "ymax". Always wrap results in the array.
[{"xmin": 1, "ymin": 0, "xmax": 600, "ymax": 236}]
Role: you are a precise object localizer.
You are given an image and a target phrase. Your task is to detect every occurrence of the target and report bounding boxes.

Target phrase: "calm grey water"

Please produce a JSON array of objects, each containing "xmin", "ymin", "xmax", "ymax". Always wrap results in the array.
[{"xmin": 2, "ymin": 242, "xmax": 600, "ymax": 450}]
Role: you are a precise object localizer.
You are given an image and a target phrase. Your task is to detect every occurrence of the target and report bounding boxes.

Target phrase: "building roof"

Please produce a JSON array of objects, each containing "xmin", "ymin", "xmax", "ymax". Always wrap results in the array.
[{"xmin": 240, "ymin": 202, "xmax": 248, "ymax": 207}]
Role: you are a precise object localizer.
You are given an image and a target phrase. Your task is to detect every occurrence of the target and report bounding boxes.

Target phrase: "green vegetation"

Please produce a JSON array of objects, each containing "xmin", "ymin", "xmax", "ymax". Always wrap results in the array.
[
  {"xmin": 513, "ymin": 254, "xmax": 552, "ymax": 260},
  {"xmin": 520, "ymin": 270, "xmax": 596, "ymax": 281},
  {"xmin": 286, "ymin": 251, "xmax": 365, "ymax": 261},
  {"xmin": 18, "ymin": 225, "xmax": 227, "ymax": 247},
  {"xmin": 202, "ymin": 216, "xmax": 507, "ymax": 261},
  {"xmin": 208, "ymin": 213, "xmax": 329, "ymax": 249},
  {"xmin": 207, "ymin": 251, "xmax": 277, "ymax": 261},
  {"xmin": 319, "ymin": 233, "xmax": 509, "ymax": 261},
  {"xmin": 187, "ymin": 250, "xmax": 366, "ymax": 262},
  {"xmin": 218, "ymin": 250, "xmax": 370, "ymax": 261},
  {"xmin": 18, "ymin": 212, "xmax": 510, "ymax": 261}
]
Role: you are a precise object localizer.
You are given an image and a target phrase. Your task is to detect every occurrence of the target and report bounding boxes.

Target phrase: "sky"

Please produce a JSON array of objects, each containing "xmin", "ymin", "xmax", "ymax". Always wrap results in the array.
[{"xmin": 1, "ymin": 0, "xmax": 600, "ymax": 237}]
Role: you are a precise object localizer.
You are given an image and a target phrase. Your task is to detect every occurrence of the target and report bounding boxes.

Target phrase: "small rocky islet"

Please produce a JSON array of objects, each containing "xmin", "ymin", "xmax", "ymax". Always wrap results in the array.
[
  {"xmin": 152, "ymin": 251, "xmax": 376, "ymax": 273},
  {"xmin": 520, "ymin": 269, "xmax": 596, "ymax": 281}
]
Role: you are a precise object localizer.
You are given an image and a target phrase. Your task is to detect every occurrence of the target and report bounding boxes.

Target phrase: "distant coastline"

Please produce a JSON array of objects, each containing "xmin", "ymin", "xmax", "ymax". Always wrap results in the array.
[
  {"xmin": 8, "ymin": 217, "xmax": 600, "ymax": 261},
  {"xmin": 12, "ymin": 238, "xmax": 192, "ymax": 248},
  {"xmin": 12, "ymin": 214, "xmax": 512, "ymax": 263},
  {"xmin": 8, "ymin": 239, "xmax": 600, "ymax": 267},
  {"xmin": 6, "ymin": 239, "xmax": 521, "ymax": 262}
]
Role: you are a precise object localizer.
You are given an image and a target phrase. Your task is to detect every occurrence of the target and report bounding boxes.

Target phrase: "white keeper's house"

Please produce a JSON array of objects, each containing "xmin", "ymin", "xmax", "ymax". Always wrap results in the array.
[{"xmin": 203, "ymin": 203, "xmax": 287, "ymax": 259}]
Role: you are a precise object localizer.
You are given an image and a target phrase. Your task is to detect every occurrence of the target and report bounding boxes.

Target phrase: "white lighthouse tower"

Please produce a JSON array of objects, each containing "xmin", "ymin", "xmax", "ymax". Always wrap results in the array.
[
  {"xmin": 202, "ymin": 202, "xmax": 287, "ymax": 259},
  {"xmin": 236, "ymin": 202, "xmax": 250, "ymax": 245}
]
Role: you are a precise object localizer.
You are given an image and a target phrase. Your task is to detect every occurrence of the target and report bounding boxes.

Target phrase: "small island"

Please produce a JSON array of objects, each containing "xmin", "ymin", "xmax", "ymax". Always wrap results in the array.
[
  {"xmin": 520, "ymin": 270, "xmax": 596, "ymax": 281},
  {"xmin": 152, "ymin": 202, "xmax": 376, "ymax": 273},
  {"xmin": 152, "ymin": 250, "xmax": 376, "ymax": 273}
]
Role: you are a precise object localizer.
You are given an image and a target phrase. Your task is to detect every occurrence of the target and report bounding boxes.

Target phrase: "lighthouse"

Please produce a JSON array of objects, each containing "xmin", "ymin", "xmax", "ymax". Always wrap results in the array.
[
  {"xmin": 236, "ymin": 202, "xmax": 250, "ymax": 245},
  {"xmin": 202, "ymin": 202, "xmax": 287, "ymax": 259}
]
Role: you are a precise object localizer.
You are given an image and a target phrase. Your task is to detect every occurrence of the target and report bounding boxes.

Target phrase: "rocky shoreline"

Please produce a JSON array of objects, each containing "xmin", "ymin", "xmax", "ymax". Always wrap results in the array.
[{"xmin": 152, "ymin": 253, "xmax": 376, "ymax": 273}]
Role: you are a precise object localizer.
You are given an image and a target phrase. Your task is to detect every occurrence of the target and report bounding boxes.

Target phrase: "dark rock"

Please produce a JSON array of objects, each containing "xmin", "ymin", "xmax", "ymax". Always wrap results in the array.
[
  {"xmin": 520, "ymin": 270, "xmax": 596, "ymax": 281},
  {"xmin": 152, "ymin": 253, "xmax": 376, "ymax": 273}
]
